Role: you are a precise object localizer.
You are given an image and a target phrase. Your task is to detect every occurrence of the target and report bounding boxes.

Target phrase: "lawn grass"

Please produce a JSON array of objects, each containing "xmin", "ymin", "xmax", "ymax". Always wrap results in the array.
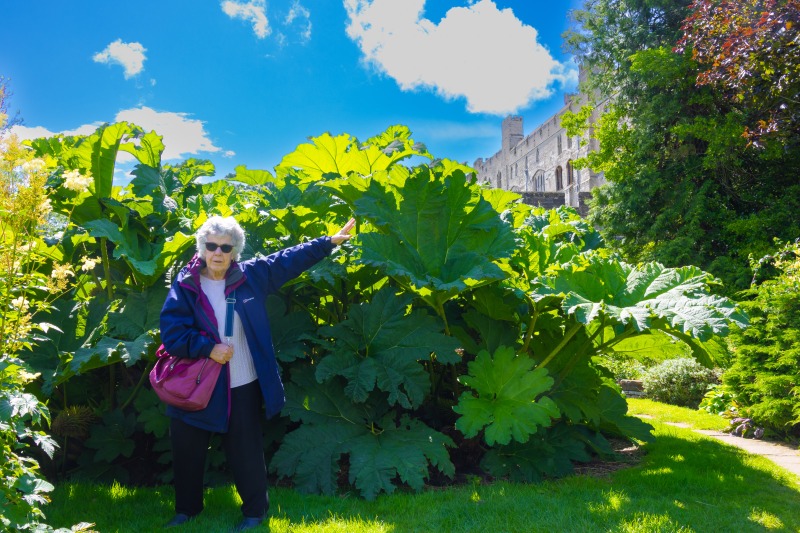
[
  {"xmin": 45, "ymin": 403, "xmax": 800, "ymax": 532},
  {"xmin": 626, "ymin": 398, "xmax": 731, "ymax": 431}
]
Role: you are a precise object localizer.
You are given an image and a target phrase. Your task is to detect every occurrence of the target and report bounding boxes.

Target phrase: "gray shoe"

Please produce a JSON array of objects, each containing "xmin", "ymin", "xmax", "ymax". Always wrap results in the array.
[
  {"xmin": 230, "ymin": 516, "xmax": 264, "ymax": 531},
  {"xmin": 165, "ymin": 513, "xmax": 195, "ymax": 528}
]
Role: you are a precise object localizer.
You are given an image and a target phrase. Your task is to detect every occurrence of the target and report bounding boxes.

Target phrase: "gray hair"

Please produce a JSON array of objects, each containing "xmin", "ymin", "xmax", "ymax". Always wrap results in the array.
[{"xmin": 195, "ymin": 216, "xmax": 246, "ymax": 261}]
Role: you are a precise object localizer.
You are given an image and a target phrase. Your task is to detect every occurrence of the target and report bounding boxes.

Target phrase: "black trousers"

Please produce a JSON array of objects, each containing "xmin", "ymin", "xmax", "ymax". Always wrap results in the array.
[{"xmin": 170, "ymin": 380, "xmax": 269, "ymax": 518}]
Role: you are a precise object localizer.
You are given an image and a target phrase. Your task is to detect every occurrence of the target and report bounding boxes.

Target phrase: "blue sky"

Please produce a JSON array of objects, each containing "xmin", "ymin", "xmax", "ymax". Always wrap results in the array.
[{"xmin": 2, "ymin": 1, "xmax": 582, "ymax": 182}]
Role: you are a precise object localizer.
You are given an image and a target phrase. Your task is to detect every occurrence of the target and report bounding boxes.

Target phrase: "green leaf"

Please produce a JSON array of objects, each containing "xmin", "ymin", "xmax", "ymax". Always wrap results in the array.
[
  {"xmin": 14, "ymin": 474, "xmax": 54, "ymax": 496},
  {"xmin": 536, "ymin": 257, "xmax": 748, "ymax": 341},
  {"xmin": 84, "ymin": 410, "xmax": 136, "ymax": 462},
  {"xmin": 107, "ymin": 286, "xmax": 167, "ymax": 340},
  {"xmin": 229, "ymin": 165, "xmax": 275, "ymax": 186},
  {"xmin": 69, "ymin": 331, "xmax": 157, "ymax": 376},
  {"xmin": 453, "ymin": 346, "xmax": 558, "ymax": 445},
  {"xmin": 129, "ymin": 164, "xmax": 168, "ymax": 199},
  {"xmin": 344, "ymin": 415, "xmax": 454, "ymax": 500},
  {"xmin": 283, "ymin": 366, "xmax": 384, "ymax": 426},
  {"xmin": 165, "ymin": 158, "xmax": 215, "ymax": 187},
  {"xmin": 462, "ymin": 309, "xmax": 520, "ymax": 354},
  {"xmin": 134, "ymin": 389, "xmax": 169, "ymax": 439},
  {"xmin": 0, "ymin": 391, "xmax": 46, "ymax": 424},
  {"xmin": 316, "ymin": 288, "xmax": 460, "ymax": 408},
  {"xmin": 605, "ymin": 330, "xmax": 690, "ymax": 363},
  {"xmin": 549, "ymin": 358, "xmax": 603, "ymax": 425},
  {"xmin": 278, "ymin": 126, "xmax": 427, "ymax": 181},
  {"xmin": 276, "ymin": 367, "xmax": 453, "ymax": 499},
  {"xmin": 266, "ymin": 295, "xmax": 317, "ymax": 363},
  {"xmin": 356, "ymin": 165, "xmax": 516, "ymax": 310},
  {"xmin": 481, "ymin": 424, "xmax": 609, "ymax": 482},
  {"xmin": 118, "ymin": 128, "xmax": 165, "ymax": 168},
  {"xmin": 597, "ymin": 384, "xmax": 655, "ymax": 442},
  {"xmin": 72, "ymin": 122, "xmax": 141, "ymax": 199},
  {"xmin": 270, "ymin": 419, "xmax": 364, "ymax": 495}
]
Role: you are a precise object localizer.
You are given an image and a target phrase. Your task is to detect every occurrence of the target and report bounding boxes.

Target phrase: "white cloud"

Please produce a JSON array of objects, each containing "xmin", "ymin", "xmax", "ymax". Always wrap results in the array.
[
  {"xmin": 93, "ymin": 40, "xmax": 147, "ymax": 79},
  {"xmin": 9, "ymin": 122, "xmax": 102, "ymax": 140},
  {"xmin": 222, "ymin": 0, "xmax": 271, "ymax": 38},
  {"xmin": 344, "ymin": 0, "xmax": 573, "ymax": 115},
  {"xmin": 9, "ymin": 107, "xmax": 222, "ymax": 162},
  {"xmin": 285, "ymin": 0, "xmax": 312, "ymax": 42},
  {"xmin": 223, "ymin": 150, "xmax": 236, "ymax": 158},
  {"xmin": 115, "ymin": 107, "xmax": 221, "ymax": 160}
]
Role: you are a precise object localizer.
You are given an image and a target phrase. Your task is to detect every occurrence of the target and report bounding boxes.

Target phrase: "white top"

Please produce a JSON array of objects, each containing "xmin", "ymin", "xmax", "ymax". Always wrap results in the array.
[{"xmin": 200, "ymin": 276, "xmax": 258, "ymax": 388}]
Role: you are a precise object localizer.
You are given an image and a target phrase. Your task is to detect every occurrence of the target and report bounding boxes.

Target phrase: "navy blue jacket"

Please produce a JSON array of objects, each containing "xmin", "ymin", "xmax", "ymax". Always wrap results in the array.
[{"xmin": 159, "ymin": 236, "xmax": 334, "ymax": 432}]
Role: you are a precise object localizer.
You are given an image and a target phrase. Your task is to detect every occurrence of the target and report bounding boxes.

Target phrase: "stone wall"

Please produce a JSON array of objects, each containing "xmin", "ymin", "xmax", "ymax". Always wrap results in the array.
[
  {"xmin": 473, "ymin": 82, "xmax": 608, "ymax": 209},
  {"xmin": 519, "ymin": 191, "xmax": 592, "ymax": 217}
]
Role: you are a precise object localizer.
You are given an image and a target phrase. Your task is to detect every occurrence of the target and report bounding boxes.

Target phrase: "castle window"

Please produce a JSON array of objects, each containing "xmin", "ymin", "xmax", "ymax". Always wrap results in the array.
[
  {"xmin": 534, "ymin": 170, "xmax": 545, "ymax": 192},
  {"xmin": 567, "ymin": 135, "xmax": 572, "ymax": 149},
  {"xmin": 535, "ymin": 148, "xmax": 540, "ymax": 163},
  {"xmin": 556, "ymin": 166, "xmax": 563, "ymax": 190},
  {"xmin": 496, "ymin": 171, "xmax": 502, "ymax": 188},
  {"xmin": 567, "ymin": 160, "xmax": 574, "ymax": 186},
  {"xmin": 557, "ymin": 135, "xmax": 562, "ymax": 155}
]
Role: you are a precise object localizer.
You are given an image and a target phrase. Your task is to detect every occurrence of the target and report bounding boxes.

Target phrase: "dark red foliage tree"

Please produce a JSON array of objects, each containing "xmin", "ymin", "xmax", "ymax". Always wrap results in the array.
[{"xmin": 677, "ymin": 0, "xmax": 800, "ymax": 146}]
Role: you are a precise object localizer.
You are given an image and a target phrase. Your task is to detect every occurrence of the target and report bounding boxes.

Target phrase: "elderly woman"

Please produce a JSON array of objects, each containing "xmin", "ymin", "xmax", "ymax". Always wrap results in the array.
[{"xmin": 160, "ymin": 215, "xmax": 355, "ymax": 531}]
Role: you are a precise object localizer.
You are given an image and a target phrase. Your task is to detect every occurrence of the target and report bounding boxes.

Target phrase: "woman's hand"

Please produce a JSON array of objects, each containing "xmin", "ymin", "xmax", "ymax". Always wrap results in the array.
[
  {"xmin": 209, "ymin": 343, "xmax": 233, "ymax": 364},
  {"xmin": 330, "ymin": 218, "xmax": 356, "ymax": 245}
]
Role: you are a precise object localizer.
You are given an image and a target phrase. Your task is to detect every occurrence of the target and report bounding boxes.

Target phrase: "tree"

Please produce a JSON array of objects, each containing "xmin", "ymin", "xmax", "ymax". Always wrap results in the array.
[
  {"xmin": 564, "ymin": 0, "xmax": 800, "ymax": 292},
  {"xmin": 723, "ymin": 240, "xmax": 800, "ymax": 438},
  {"xmin": 677, "ymin": 0, "xmax": 800, "ymax": 147}
]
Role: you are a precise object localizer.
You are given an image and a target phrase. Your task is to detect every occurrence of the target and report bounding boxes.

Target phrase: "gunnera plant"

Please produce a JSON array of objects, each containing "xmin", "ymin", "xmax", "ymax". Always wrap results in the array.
[{"xmin": 642, "ymin": 357, "xmax": 719, "ymax": 408}]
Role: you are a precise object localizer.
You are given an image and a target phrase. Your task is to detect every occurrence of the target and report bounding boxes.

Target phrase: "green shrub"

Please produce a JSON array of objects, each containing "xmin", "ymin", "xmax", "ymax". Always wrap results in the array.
[
  {"xmin": 723, "ymin": 241, "xmax": 800, "ymax": 439},
  {"xmin": 600, "ymin": 357, "xmax": 646, "ymax": 380},
  {"xmin": 642, "ymin": 358, "xmax": 719, "ymax": 408},
  {"xmin": 698, "ymin": 383, "xmax": 738, "ymax": 417}
]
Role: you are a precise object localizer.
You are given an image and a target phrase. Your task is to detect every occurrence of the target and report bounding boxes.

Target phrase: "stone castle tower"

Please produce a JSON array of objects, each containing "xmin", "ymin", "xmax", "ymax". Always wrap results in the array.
[{"xmin": 472, "ymin": 76, "xmax": 606, "ymax": 215}]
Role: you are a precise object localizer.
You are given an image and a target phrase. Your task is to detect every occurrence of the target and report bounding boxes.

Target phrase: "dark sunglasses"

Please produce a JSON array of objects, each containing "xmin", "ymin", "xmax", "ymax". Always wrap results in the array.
[{"xmin": 205, "ymin": 242, "xmax": 234, "ymax": 253}]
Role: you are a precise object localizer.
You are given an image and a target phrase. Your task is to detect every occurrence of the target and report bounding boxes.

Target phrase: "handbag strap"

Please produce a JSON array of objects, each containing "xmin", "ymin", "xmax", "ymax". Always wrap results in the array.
[{"xmin": 224, "ymin": 290, "xmax": 236, "ymax": 343}]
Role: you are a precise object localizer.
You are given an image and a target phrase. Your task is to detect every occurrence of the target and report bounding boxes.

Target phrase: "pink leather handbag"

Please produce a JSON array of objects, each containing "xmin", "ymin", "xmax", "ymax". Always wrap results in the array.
[{"xmin": 149, "ymin": 344, "xmax": 222, "ymax": 411}]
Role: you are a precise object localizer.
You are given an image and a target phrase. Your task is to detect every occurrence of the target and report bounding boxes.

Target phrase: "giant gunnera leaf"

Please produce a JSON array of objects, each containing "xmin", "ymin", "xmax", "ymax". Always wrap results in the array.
[
  {"xmin": 535, "ymin": 257, "xmax": 748, "ymax": 341},
  {"xmin": 276, "ymin": 126, "xmax": 427, "ymax": 181},
  {"xmin": 315, "ymin": 288, "xmax": 461, "ymax": 409},
  {"xmin": 354, "ymin": 164, "xmax": 516, "ymax": 312},
  {"xmin": 272, "ymin": 367, "xmax": 454, "ymax": 500},
  {"xmin": 453, "ymin": 346, "xmax": 558, "ymax": 446}
]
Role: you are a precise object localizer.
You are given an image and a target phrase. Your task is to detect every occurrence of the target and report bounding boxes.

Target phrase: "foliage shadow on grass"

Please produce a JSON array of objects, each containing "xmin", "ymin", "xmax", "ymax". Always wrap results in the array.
[{"xmin": 46, "ymin": 424, "xmax": 800, "ymax": 532}]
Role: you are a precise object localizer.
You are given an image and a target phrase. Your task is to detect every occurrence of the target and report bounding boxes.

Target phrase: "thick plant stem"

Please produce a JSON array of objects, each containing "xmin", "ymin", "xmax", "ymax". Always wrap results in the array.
[
  {"xmin": 433, "ymin": 298, "xmax": 460, "ymax": 397},
  {"xmin": 594, "ymin": 327, "xmax": 637, "ymax": 353},
  {"xmin": 521, "ymin": 305, "xmax": 539, "ymax": 355},
  {"xmin": 100, "ymin": 237, "xmax": 114, "ymax": 300},
  {"xmin": 434, "ymin": 299, "xmax": 451, "ymax": 336},
  {"xmin": 119, "ymin": 366, "xmax": 149, "ymax": 411},
  {"xmin": 100, "ymin": 238, "xmax": 117, "ymax": 402},
  {"xmin": 551, "ymin": 325, "xmax": 605, "ymax": 389},
  {"xmin": 536, "ymin": 322, "xmax": 582, "ymax": 370}
]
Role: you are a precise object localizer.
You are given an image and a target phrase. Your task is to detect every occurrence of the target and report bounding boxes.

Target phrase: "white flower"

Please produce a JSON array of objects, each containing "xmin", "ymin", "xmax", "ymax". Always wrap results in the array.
[
  {"xmin": 11, "ymin": 296, "xmax": 29, "ymax": 312},
  {"xmin": 80, "ymin": 257, "xmax": 98, "ymax": 272},
  {"xmin": 63, "ymin": 169, "xmax": 93, "ymax": 192},
  {"xmin": 21, "ymin": 158, "xmax": 47, "ymax": 173},
  {"xmin": 51, "ymin": 264, "xmax": 74, "ymax": 280},
  {"xmin": 39, "ymin": 197, "xmax": 53, "ymax": 215}
]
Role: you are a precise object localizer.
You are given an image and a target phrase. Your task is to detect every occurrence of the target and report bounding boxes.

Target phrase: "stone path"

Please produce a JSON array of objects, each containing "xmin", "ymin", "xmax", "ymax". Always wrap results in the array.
[
  {"xmin": 659, "ymin": 420, "xmax": 800, "ymax": 480},
  {"xmin": 693, "ymin": 429, "xmax": 800, "ymax": 479}
]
